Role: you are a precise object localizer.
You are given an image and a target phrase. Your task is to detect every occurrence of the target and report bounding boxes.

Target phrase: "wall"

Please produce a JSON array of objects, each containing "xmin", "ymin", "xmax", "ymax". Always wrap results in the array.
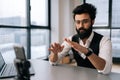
[{"xmin": 51, "ymin": 0, "xmax": 83, "ymax": 44}]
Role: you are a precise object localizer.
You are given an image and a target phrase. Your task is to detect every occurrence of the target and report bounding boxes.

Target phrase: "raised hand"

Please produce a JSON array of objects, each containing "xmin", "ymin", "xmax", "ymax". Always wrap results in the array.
[
  {"xmin": 49, "ymin": 42, "xmax": 64, "ymax": 62},
  {"xmin": 49, "ymin": 42, "xmax": 64, "ymax": 54}
]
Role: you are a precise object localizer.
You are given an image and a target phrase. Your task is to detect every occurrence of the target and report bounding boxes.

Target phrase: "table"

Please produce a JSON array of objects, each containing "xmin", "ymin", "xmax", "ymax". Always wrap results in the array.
[{"xmin": 0, "ymin": 59, "xmax": 120, "ymax": 80}]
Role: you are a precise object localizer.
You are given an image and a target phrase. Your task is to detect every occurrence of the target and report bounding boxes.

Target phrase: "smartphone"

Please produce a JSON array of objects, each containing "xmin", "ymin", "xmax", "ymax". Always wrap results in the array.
[{"xmin": 13, "ymin": 45, "xmax": 27, "ymax": 60}]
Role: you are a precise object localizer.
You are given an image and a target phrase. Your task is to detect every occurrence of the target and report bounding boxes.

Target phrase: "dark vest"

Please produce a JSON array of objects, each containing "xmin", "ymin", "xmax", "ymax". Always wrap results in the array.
[{"xmin": 72, "ymin": 32, "xmax": 103, "ymax": 69}]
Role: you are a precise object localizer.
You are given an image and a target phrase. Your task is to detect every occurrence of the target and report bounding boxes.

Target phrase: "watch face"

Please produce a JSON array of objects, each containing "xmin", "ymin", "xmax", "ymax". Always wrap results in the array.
[
  {"xmin": 86, "ymin": 48, "xmax": 93, "ymax": 57},
  {"xmin": 88, "ymin": 48, "xmax": 93, "ymax": 52}
]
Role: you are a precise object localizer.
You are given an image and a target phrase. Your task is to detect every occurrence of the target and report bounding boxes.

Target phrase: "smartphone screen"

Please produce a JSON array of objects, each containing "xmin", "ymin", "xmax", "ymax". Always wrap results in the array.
[{"xmin": 14, "ymin": 45, "xmax": 27, "ymax": 60}]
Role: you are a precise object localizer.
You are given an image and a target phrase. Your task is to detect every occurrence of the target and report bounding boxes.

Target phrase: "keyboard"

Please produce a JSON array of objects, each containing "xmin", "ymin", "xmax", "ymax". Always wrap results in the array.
[{"xmin": 1, "ymin": 64, "xmax": 16, "ymax": 78}]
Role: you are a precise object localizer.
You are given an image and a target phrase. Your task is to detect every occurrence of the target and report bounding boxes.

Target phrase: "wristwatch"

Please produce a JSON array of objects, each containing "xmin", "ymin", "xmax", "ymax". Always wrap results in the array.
[{"xmin": 85, "ymin": 48, "xmax": 93, "ymax": 57}]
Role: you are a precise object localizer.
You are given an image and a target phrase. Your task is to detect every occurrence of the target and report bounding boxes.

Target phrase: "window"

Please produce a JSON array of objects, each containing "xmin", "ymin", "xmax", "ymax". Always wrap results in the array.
[
  {"xmin": 86, "ymin": 0, "xmax": 109, "ymax": 27},
  {"xmin": 0, "ymin": 0, "xmax": 50, "ymax": 63},
  {"xmin": 30, "ymin": 0, "xmax": 50, "ymax": 59},
  {"xmin": 112, "ymin": 0, "xmax": 120, "ymax": 27},
  {"xmin": 85, "ymin": 0, "xmax": 120, "ymax": 62},
  {"xmin": 0, "ymin": 0, "xmax": 27, "ymax": 26},
  {"xmin": 31, "ymin": 0, "xmax": 48, "ymax": 26}
]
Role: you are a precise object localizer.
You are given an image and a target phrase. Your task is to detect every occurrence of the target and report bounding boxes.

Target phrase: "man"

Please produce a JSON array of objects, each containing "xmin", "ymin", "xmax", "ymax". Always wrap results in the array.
[{"xmin": 49, "ymin": 3, "xmax": 112, "ymax": 74}]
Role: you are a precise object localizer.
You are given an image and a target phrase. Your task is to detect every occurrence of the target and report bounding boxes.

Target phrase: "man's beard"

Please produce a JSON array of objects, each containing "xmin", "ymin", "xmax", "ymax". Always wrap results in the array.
[{"xmin": 76, "ymin": 26, "xmax": 92, "ymax": 39}]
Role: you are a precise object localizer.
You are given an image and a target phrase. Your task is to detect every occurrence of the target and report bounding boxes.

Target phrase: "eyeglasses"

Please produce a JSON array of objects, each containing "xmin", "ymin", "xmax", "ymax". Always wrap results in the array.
[{"xmin": 75, "ymin": 19, "xmax": 90, "ymax": 25}]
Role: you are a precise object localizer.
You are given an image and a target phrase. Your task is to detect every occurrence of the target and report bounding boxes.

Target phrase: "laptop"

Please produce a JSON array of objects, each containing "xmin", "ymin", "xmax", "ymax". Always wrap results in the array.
[{"xmin": 0, "ymin": 49, "xmax": 35, "ymax": 78}]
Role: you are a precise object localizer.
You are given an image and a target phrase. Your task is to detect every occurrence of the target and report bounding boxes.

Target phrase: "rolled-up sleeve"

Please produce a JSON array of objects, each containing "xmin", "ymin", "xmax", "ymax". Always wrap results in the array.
[{"xmin": 97, "ymin": 37, "xmax": 112, "ymax": 74}]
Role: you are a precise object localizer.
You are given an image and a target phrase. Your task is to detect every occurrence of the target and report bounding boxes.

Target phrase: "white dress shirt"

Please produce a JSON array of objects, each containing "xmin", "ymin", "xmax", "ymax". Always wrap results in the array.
[{"xmin": 49, "ymin": 31, "xmax": 112, "ymax": 74}]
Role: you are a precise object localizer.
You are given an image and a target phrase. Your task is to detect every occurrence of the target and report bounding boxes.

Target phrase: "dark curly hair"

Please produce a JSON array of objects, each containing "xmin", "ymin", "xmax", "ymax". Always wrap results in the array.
[{"xmin": 73, "ymin": 3, "xmax": 97, "ymax": 20}]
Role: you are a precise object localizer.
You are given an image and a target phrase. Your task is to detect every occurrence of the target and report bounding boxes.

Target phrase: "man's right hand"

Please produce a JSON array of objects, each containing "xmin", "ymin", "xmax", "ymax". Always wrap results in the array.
[{"xmin": 48, "ymin": 43, "xmax": 64, "ymax": 62}]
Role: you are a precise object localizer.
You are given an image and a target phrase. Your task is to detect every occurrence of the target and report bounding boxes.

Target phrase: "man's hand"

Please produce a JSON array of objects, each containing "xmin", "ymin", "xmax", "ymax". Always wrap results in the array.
[
  {"xmin": 49, "ymin": 43, "xmax": 64, "ymax": 54},
  {"xmin": 49, "ymin": 43, "xmax": 64, "ymax": 62},
  {"xmin": 64, "ymin": 38, "xmax": 88, "ymax": 54}
]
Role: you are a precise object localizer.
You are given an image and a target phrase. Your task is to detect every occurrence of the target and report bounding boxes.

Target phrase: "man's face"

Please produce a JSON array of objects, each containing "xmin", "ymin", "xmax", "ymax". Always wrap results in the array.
[{"xmin": 74, "ymin": 13, "xmax": 94, "ymax": 39}]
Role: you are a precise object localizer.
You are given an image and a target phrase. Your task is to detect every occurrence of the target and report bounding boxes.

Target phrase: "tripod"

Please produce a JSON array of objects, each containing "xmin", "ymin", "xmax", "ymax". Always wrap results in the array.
[{"xmin": 14, "ymin": 59, "xmax": 31, "ymax": 80}]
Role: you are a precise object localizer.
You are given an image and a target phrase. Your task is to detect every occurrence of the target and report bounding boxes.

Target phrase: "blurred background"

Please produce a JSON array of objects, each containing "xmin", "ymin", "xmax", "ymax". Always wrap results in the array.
[{"xmin": 0, "ymin": 0, "xmax": 120, "ymax": 64}]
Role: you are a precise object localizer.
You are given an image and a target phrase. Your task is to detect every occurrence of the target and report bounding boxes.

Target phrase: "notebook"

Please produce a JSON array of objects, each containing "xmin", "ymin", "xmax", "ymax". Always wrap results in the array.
[{"xmin": 0, "ymin": 52, "xmax": 35, "ymax": 78}]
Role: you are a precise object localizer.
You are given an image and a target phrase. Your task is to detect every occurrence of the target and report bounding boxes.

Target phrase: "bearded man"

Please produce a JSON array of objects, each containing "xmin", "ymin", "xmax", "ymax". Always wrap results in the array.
[{"xmin": 49, "ymin": 3, "xmax": 112, "ymax": 74}]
